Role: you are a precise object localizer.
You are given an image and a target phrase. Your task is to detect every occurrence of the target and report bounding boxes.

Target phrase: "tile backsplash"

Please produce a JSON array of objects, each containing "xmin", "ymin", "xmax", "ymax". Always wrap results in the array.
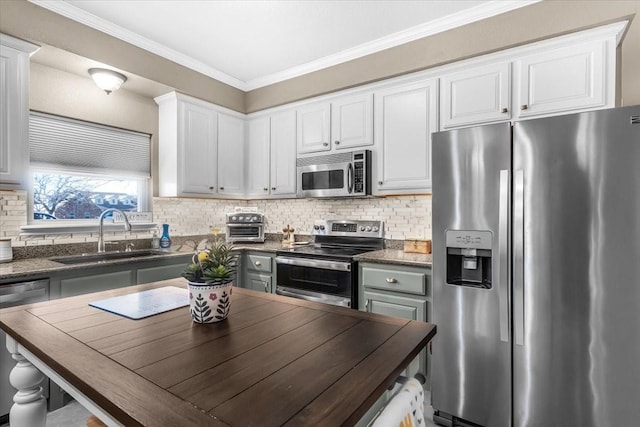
[{"xmin": 1, "ymin": 190, "xmax": 431, "ymax": 247}]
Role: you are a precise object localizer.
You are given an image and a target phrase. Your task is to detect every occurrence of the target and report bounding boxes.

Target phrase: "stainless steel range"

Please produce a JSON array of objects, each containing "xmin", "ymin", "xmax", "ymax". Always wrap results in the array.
[{"xmin": 275, "ymin": 219, "xmax": 384, "ymax": 309}]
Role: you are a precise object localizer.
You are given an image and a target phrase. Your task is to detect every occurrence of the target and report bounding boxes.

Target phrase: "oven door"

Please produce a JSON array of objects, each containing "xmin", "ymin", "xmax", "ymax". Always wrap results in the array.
[
  {"xmin": 297, "ymin": 162, "xmax": 353, "ymax": 198},
  {"xmin": 226, "ymin": 224, "xmax": 264, "ymax": 242},
  {"xmin": 275, "ymin": 256, "xmax": 353, "ymax": 307}
]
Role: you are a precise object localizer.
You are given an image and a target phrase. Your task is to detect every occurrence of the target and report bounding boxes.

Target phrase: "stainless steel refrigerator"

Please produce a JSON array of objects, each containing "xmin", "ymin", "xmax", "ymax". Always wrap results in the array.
[{"xmin": 431, "ymin": 106, "xmax": 640, "ymax": 427}]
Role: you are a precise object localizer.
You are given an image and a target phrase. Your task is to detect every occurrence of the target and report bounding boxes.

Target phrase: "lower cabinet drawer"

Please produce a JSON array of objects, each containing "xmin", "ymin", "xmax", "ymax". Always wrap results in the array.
[
  {"xmin": 361, "ymin": 266, "xmax": 426, "ymax": 295},
  {"xmin": 246, "ymin": 254, "xmax": 272, "ymax": 273}
]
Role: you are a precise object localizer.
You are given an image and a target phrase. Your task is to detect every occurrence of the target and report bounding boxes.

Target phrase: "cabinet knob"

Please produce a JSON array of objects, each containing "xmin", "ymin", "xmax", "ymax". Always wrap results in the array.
[
  {"xmin": 501, "ymin": 107, "xmax": 508, "ymax": 113},
  {"xmin": 255, "ymin": 261, "xmax": 262, "ymax": 266},
  {"xmin": 364, "ymin": 299, "xmax": 370, "ymax": 312},
  {"xmin": 378, "ymin": 181, "xmax": 383, "ymax": 185},
  {"xmin": 272, "ymin": 187, "xmax": 276, "ymax": 191},
  {"xmin": 264, "ymin": 282, "xmax": 269, "ymax": 293},
  {"xmin": 220, "ymin": 187, "xmax": 224, "ymax": 190},
  {"xmin": 386, "ymin": 277, "xmax": 397, "ymax": 283},
  {"xmin": 263, "ymin": 187, "xmax": 268, "ymax": 191},
  {"xmin": 323, "ymin": 142, "xmax": 329, "ymax": 147},
  {"xmin": 335, "ymin": 140, "xmax": 340, "ymax": 145},
  {"xmin": 209, "ymin": 186, "xmax": 214, "ymax": 190},
  {"xmin": 521, "ymin": 104, "xmax": 528, "ymax": 110}
]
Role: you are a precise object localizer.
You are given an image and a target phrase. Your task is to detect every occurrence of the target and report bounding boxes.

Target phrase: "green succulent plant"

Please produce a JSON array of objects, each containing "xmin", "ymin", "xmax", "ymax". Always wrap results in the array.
[{"xmin": 182, "ymin": 237, "xmax": 237, "ymax": 284}]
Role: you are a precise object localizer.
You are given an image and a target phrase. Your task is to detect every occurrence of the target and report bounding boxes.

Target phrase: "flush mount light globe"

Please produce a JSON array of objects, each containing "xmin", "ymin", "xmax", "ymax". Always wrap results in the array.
[{"xmin": 88, "ymin": 68, "xmax": 127, "ymax": 94}]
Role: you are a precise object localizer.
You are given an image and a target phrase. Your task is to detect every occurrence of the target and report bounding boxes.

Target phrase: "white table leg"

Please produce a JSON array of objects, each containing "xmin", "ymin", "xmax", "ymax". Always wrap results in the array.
[{"xmin": 6, "ymin": 335, "xmax": 46, "ymax": 427}]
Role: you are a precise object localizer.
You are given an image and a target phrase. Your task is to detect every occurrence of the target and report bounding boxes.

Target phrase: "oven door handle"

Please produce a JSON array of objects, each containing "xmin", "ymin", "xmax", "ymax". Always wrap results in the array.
[
  {"xmin": 275, "ymin": 257, "xmax": 351, "ymax": 272},
  {"xmin": 276, "ymin": 286, "xmax": 351, "ymax": 308}
]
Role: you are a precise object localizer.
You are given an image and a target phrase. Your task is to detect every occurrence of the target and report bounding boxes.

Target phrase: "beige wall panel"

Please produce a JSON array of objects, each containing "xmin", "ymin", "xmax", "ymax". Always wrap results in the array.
[
  {"xmin": 29, "ymin": 63, "xmax": 161, "ymax": 198},
  {"xmin": 246, "ymin": 1, "xmax": 640, "ymax": 112},
  {"xmin": 0, "ymin": 0, "xmax": 245, "ymax": 112}
]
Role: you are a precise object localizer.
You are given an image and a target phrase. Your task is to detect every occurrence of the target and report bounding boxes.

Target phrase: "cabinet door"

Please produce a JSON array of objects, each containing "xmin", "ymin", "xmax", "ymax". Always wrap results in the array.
[
  {"xmin": 516, "ymin": 39, "xmax": 607, "ymax": 118},
  {"xmin": 374, "ymin": 79, "xmax": 438, "ymax": 194},
  {"xmin": 270, "ymin": 110, "xmax": 297, "ymax": 195},
  {"xmin": 246, "ymin": 116, "xmax": 271, "ymax": 197},
  {"xmin": 297, "ymin": 102, "xmax": 331, "ymax": 154},
  {"xmin": 331, "ymin": 93, "xmax": 373, "ymax": 149},
  {"xmin": 60, "ymin": 270, "xmax": 133, "ymax": 298},
  {"xmin": 217, "ymin": 113, "xmax": 245, "ymax": 196},
  {"xmin": 179, "ymin": 101, "xmax": 218, "ymax": 195},
  {"xmin": 362, "ymin": 289, "xmax": 428, "ymax": 379},
  {"xmin": 246, "ymin": 272, "xmax": 272, "ymax": 293},
  {"xmin": 440, "ymin": 62, "xmax": 511, "ymax": 129},
  {"xmin": 136, "ymin": 263, "xmax": 185, "ymax": 284},
  {"xmin": 0, "ymin": 44, "xmax": 30, "ymax": 188}
]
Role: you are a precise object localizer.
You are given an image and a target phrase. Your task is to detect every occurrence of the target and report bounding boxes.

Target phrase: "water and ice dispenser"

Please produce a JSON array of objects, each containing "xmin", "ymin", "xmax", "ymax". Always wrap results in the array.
[{"xmin": 446, "ymin": 230, "xmax": 493, "ymax": 289}]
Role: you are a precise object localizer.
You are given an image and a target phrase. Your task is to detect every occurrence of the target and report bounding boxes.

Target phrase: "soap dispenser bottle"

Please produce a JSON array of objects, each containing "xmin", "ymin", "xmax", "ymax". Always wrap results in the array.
[
  {"xmin": 151, "ymin": 228, "xmax": 160, "ymax": 249},
  {"xmin": 160, "ymin": 223, "xmax": 171, "ymax": 249}
]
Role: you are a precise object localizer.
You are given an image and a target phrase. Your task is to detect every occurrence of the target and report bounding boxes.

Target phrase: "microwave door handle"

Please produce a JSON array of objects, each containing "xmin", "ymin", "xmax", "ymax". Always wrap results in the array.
[{"xmin": 348, "ymin": 163, "xmax": 353, "ymax": 194}]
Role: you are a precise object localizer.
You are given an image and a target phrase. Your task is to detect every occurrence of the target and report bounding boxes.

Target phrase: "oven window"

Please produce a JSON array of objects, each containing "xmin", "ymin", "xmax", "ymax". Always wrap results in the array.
[
  {"xmin": 277, "ymin": 264, "xmax": 351, "ymax": 298},
  {"xmin": 228, "ymin": 226, "xmax": 261, "ymax": 237},
  {"xmin": 301, "ymin": 170, "xmax": 344, "ymax": 190}
]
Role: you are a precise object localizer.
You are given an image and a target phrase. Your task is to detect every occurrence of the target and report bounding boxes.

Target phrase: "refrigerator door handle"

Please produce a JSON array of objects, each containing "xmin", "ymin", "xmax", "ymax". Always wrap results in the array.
[
  {"xmin": 514, "ymin": 169, "xmax": 525, "ymax": 346},
  {"xmin": 498, "ymin": 170, "xmax": 510, "ymax": 342}
]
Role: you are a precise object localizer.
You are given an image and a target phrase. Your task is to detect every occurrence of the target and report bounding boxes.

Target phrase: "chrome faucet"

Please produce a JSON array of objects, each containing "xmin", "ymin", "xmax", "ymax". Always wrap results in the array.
[{"xmin": 97, "ymin": 209, "xmax": 132, "ymax": 253}]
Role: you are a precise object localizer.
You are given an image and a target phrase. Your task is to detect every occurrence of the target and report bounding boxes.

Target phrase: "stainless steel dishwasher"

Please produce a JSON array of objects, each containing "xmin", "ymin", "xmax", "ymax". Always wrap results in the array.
[{"xmin": 0, "ymin": 278, "xmax": 50, "ymax": 419}]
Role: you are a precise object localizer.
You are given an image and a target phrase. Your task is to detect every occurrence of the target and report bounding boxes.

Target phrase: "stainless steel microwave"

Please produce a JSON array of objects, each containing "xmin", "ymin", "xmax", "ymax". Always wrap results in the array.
[{"xmin": 297, "ymin": 150, "xmax": 371, "ymax": 198}]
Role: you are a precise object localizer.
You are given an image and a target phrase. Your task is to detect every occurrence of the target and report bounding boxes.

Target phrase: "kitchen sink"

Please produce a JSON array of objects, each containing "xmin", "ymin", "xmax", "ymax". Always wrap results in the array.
[{"xmin": 50, "ymin": 249, "xmax": 171, "ymax": 265}]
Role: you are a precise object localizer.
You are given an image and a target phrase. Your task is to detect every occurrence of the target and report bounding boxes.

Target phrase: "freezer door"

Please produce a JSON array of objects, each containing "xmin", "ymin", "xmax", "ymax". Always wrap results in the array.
[
  {"xmin": 513, "ymin": 106, "xmax": 640, "ymax": 426},
  {"xmin": 432, "ymin": 123, "xmax": 511, "ymax": 427}
]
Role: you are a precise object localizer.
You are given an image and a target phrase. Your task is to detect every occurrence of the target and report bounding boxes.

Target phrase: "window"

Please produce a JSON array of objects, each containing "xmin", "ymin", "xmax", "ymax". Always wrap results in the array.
[{"xmin": 29, "ymin": 112, "xmax": 151, "ymax": 223}]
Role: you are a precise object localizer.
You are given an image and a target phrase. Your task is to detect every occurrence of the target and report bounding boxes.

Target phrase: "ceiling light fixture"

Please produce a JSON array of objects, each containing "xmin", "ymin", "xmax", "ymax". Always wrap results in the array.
[{"xmin": 88, "ymin": 68, "xmax": 127, "ymax": 94}]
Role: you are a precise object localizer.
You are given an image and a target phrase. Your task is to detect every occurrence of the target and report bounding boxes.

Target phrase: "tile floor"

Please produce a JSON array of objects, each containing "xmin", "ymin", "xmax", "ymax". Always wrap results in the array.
[{"xmin": 2, "ymin": 390, "xmax": 438, "ymax": 426}]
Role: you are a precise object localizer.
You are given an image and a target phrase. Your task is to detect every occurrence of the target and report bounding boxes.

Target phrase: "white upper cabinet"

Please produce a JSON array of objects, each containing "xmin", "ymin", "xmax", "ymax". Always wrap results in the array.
[
  {"xmin": 297, "ymin": 94, "xmax": 373, "ymax": 155},
  {"xmin": 0, "ymin": 34, "xmax": 38, "ymax": 189},
  {"xmin": 246, "ymin": 110, "xmax": 297, "ymax": 198},
  {"xmin": 440, "ymin": 62, "xmax": 511, "ymax": 129},
  {"xmin": 246, "ymin": 116, "xmax": 271, "ymax": 197},
  {"xmin": 269, "ymin": 110, "xmax": 297, "ymax": 196},
  {"xmin": 296, "ymin": 102, "xmax": 331, "ymax": 154},
  {"xmin": 374, "ymin": 79, "xmax": 438, "ymax": 194},
  {"xmin": 156, "ymin": 92, "xmax": 246, "ymax": 199},
  {"xmin": 178, "ymin": 100, "xmax": 218, "ymax": 196},
  {"xmin": 331, "ymin": 93, "xmax": 373, "ymax": 150},
  {"xmin": 217, "ymin": 113, "xmax": 245, "ymax": 197},
  {"xmin": 515, "ymin": 39, "xmax": 608, "ymax": 118}
]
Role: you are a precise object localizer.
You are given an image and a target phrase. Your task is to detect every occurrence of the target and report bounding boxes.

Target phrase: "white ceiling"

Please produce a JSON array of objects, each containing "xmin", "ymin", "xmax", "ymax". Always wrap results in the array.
[{"xmin": 30, "ymin": 0, "xmax": 537, "ymax": 91}]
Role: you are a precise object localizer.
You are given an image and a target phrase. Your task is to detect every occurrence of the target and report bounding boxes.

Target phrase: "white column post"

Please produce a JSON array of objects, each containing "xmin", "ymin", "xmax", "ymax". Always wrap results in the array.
[{"xmin": 6, "ymin": 335, "xmax": 47, "ymax": 427}]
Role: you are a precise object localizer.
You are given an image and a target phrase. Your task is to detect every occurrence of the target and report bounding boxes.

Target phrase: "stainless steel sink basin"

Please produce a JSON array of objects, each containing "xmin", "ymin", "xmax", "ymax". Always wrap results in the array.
[{"xmin": 50, "ymin": 249, "xmax": 170, "ymax": 265}]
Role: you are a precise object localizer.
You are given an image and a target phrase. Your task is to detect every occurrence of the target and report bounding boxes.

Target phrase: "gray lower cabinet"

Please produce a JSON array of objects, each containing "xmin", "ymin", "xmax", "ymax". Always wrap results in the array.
[
  {"xmin": 240, "ymin": 251, "xmax": 275, "ymax": 293},
  {"xmin": 49, "ymin": 255, "xmax": 193, "ymax": 299},
  {"xmin": 359, "ymin": 262, "xmax": 432, "ymax": 386}
]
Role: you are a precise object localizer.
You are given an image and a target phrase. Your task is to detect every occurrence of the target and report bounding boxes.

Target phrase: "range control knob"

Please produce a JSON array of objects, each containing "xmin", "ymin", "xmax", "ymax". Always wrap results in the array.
[
  {"xmin": 365, "ymin": 226, "xmax": 372, "ymax": 232},
  {"xmin": 360, "ymin": 226, "xmax": 365, "ymax": 231},
  {"xmin": 232, "ymin": 216, "xmax": 237, "ymax": 221},
  {"xmin": 314, "ymin": 225, "xmax": 320, "ymax": 230},
  {"xmin": 372, "ymin": 226, "xmax": 379, "ymax": 232},
  {"xmin": 319, "ymin": 225, "xmax": 325, "ymax": 230}
]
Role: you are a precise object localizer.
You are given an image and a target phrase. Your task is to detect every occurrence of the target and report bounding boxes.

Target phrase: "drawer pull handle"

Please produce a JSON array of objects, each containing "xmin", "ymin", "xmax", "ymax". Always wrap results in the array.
[
  {"xmin": 501, "ymin": 107, "xmax": 508, "ymax": 113},
  {"xmin": 386, "ymin": 277, "xmax": 397, "ymax": 283},
  {"xmin": 264, "ymin": 282, "xmax": 269, "ymax": 293},
  {"xmin": 255, "ymin": 261, "xmax": 262, "ymax": 266}
]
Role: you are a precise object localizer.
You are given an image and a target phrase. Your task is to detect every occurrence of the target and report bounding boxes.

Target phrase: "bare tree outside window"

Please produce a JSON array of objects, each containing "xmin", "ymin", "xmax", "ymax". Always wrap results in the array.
[{"xmin": 33, "ymin": 172, "xmax": 140, "ymax": 220}]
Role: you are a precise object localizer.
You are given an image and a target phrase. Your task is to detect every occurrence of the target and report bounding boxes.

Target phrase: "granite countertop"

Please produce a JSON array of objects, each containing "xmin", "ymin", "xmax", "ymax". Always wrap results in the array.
[
  {"xmin": 0, "ymin": 241, "xmax": 293, "ymax": 281},
  {"xmin": 355, "ymin": 249, "xmax": 432, "ymax": 267},
  {"xmin": 1, "ymin": 241, "xmax": 430, "ymax": 281}
]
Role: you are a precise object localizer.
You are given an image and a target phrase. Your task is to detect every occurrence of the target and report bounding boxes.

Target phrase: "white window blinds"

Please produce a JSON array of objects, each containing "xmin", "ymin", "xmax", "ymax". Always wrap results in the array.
[{"xmin": 29, "ymin": 111, "xmax": 151, "ymax": 177}]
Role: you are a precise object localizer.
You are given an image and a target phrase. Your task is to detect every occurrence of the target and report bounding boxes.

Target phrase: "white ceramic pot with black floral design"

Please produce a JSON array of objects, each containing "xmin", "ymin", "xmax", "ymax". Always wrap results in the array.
[{"xmin": 188, "ymin": 281, "xmax": 233, "ymax": 323}]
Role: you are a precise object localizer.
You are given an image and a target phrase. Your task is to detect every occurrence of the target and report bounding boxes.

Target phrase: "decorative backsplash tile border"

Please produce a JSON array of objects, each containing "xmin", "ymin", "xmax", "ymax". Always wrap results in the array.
[{"xmin": 1, "ymin": 190, "xmax": 431, "ymax": 248}]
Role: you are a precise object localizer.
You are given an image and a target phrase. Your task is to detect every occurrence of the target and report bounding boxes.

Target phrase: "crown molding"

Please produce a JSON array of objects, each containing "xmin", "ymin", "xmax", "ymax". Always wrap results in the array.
[{"xmin": 29, "ymin": 0, "xmax": 540, "ymax": 92}]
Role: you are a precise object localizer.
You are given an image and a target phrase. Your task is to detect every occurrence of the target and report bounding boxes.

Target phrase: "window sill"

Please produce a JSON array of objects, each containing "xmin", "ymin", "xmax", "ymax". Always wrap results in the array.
[{"xmin": 20, "ymin": 222, "xmax": 158, "ymax": 236}]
